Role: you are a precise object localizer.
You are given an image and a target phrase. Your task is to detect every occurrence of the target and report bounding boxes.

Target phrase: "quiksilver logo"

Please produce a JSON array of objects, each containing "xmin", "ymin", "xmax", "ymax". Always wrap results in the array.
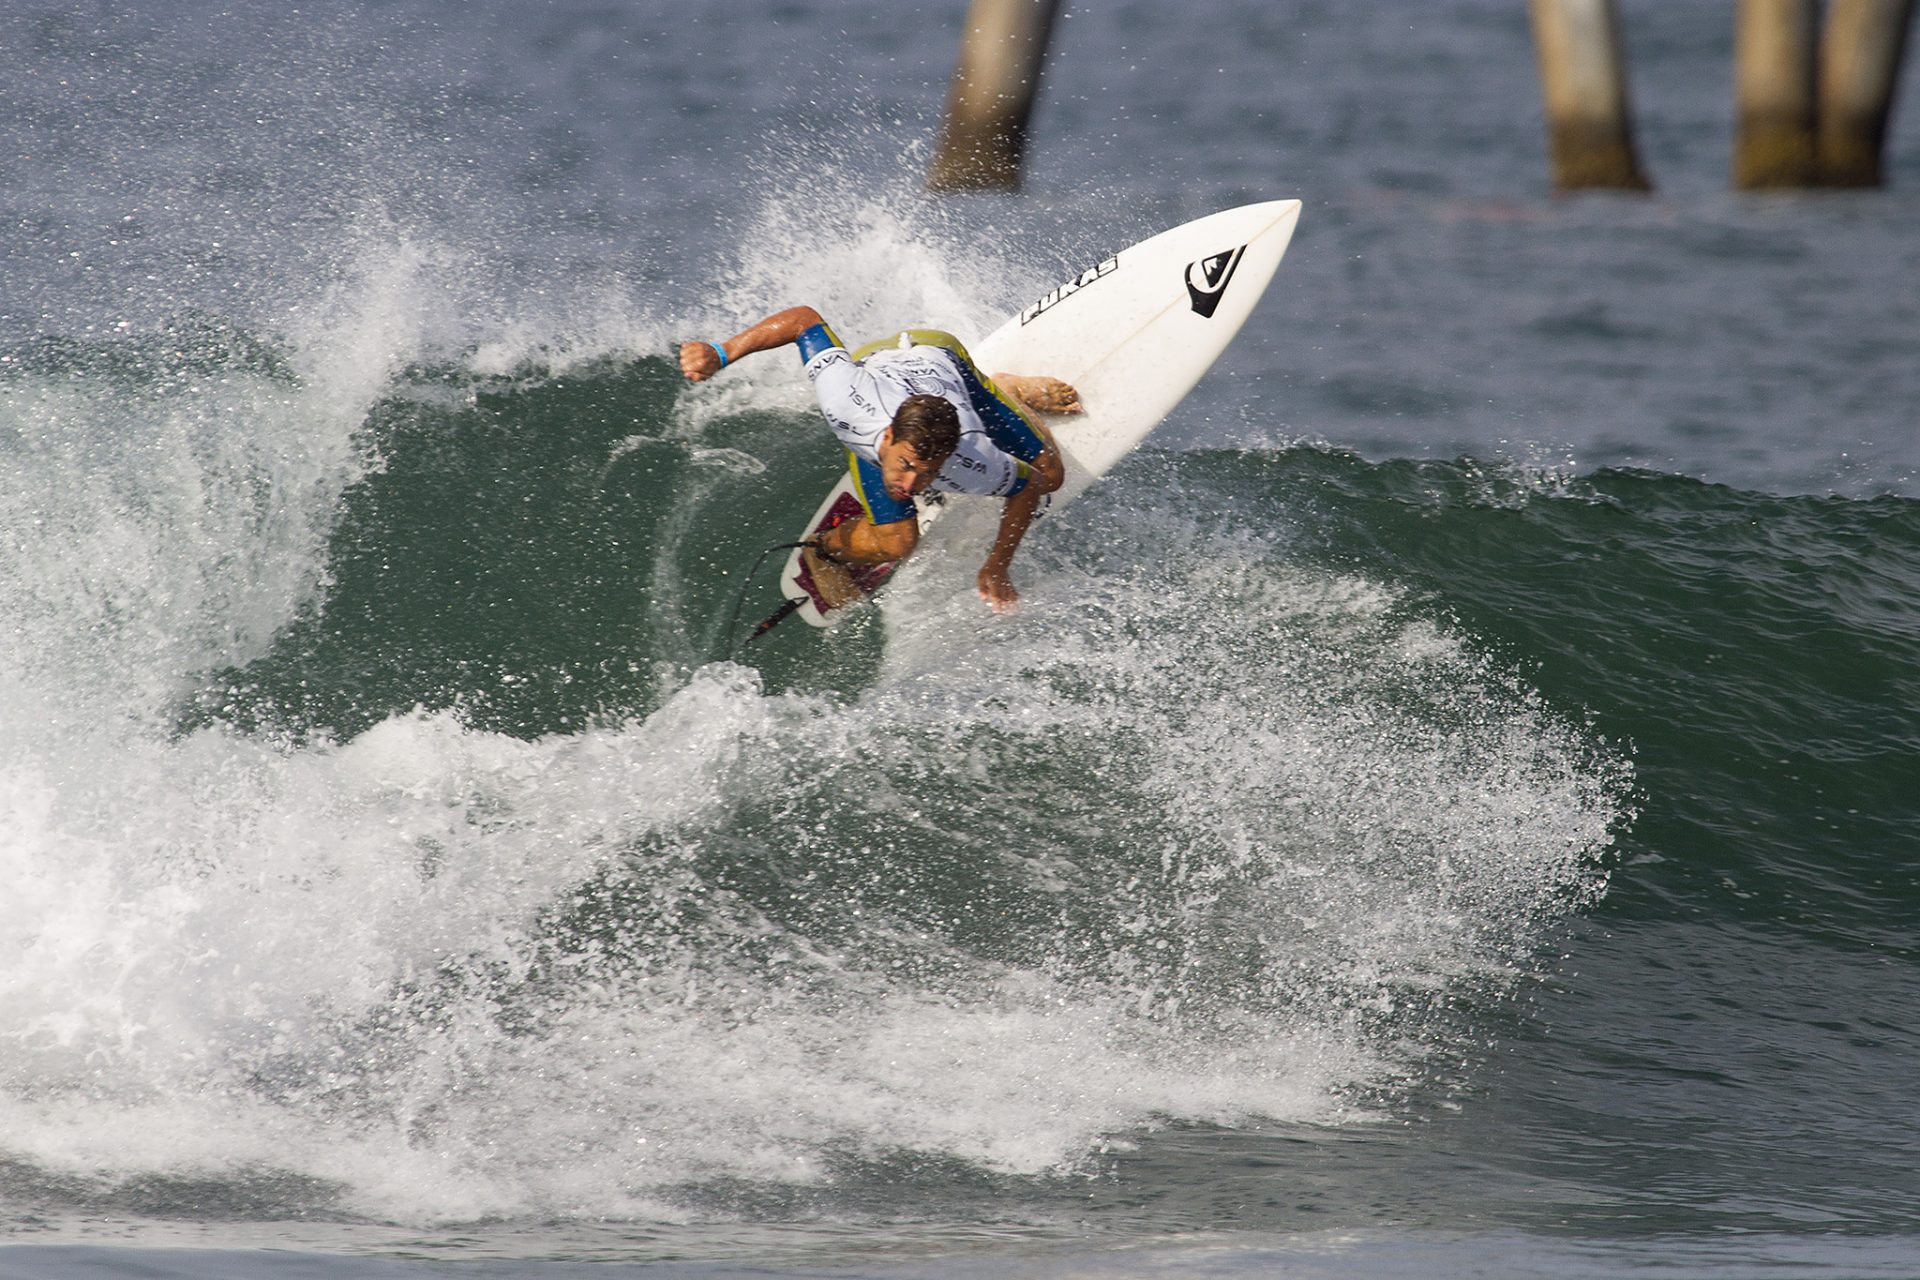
[
  {"xmin": 1020, "ymin": 255, "xmax": 1120, "ymax": 325},
  {"xmin": 1186, "ymin": 245, "xmax": 1245, "ymax": 318}
]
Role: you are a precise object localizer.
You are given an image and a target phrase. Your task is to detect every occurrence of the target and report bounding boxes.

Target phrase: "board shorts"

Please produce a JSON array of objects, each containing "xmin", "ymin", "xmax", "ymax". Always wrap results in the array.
[{"xmin": 797, "ymin": 324, "xmax": 1045, "ymax": 526}]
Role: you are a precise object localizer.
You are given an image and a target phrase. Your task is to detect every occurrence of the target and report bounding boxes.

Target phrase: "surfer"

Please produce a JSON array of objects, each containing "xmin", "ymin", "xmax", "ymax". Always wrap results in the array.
[{"xmin": 679, "ymin": 306, "xmax": 1080, "ymax": 611}]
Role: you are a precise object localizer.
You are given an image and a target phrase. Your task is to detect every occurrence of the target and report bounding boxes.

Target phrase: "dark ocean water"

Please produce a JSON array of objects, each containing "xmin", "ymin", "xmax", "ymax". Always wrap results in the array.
[{"xmin": 4, "ymin": 2, "xmax": 1919, "ymax": 1277}]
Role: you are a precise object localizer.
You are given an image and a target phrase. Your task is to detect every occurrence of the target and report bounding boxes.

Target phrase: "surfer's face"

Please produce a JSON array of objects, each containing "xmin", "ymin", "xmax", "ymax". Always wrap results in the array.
[{"xmin": 877, "ymin": 433, "xmax": 942, "ymax": 501}]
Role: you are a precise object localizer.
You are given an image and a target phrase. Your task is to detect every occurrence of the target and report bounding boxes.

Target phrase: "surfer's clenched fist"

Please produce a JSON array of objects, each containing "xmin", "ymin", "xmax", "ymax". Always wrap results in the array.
[{"xmin": 678, "ymin": 340, "xmax": 725, "ymax": 381}]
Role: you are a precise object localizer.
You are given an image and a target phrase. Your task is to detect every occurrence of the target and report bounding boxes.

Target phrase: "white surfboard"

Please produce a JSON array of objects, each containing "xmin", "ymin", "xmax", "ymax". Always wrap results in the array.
[{"xmin": 769, "ymin": 199, "xmax": 1302, "ymax": 628}]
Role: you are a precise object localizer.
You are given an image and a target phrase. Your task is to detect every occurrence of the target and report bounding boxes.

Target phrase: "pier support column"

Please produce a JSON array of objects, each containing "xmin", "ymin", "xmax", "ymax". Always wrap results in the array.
[
  {"xmin": 1818, "ymin": 0, "xmax": 1916, "ymax": 186},
  {"xmin": 927, "ymin": 0, "xmax": 1064, "ymax": 193},
  {"xmin": 1529, "ymin": 0, "xmax": 1652, "ymax": 191},
  {"xmin": 1734, "ymin": 0, "xmax": 1821, "ymax": 188}
]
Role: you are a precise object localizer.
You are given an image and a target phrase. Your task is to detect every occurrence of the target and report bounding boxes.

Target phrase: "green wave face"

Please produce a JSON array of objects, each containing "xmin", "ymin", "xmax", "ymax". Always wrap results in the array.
[{"xmin": 6, "ymin": 339, "xmax": 1916, "ymax": 1238}]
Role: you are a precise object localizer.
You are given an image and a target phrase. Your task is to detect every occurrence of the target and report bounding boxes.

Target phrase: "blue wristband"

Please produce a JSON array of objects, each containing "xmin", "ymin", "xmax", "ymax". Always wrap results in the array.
[{"xmin": 707, "ymin": 340, "xmax": 730, "ymax": 369}]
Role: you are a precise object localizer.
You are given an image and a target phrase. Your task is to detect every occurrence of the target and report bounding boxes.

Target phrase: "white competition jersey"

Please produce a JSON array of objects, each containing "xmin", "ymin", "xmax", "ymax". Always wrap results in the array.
[{"xmin": 802, "ymin": 340, "xmax": 1028, "ymax": 498}]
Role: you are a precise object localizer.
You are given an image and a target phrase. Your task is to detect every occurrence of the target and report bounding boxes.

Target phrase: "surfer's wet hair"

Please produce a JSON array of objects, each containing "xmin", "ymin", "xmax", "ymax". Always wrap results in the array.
[{"xmin": 889, "ymin": 394, "xmax": 961, "ymax": 462}]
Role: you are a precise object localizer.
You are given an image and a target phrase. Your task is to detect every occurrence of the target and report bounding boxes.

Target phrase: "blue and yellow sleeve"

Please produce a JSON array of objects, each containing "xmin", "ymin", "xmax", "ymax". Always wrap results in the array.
[{"xmin": 795, "ymin": 322, "xmax": 846, "ymax": 365}]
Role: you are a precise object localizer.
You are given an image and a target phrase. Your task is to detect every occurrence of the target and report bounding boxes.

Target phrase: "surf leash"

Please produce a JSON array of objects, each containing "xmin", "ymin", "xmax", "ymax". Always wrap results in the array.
[
  {"xmin": 747, "ymin": 598, "xmax": 805, "ymax": 641},
  {"xmin": 720, "ymin": 541, "xmax": 813, "ymax": 661}
]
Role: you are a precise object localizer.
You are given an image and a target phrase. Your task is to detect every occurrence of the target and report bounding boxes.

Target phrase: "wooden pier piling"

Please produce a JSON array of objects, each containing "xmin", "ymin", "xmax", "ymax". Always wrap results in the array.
[
  {"xmin": 1734, "ymin": 0, "xmax": 1821, "ymax": 188},
  {"xmin": 927, "ymin": 0, "xmax": 1064, "ymax": 193},
  {"xmin": 1818, "ymin": 0, "xmax": 1916, "ymax": 186},
  {"xmin": 1529, "ymin": 0, "xmax": 1652, "ymax": 191}
]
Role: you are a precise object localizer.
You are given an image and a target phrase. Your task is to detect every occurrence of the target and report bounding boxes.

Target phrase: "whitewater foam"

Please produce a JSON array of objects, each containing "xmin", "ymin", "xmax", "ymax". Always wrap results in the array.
[{"xmin": 1, "ymin": 171, "xmax": 1628, "ymax": 1227}]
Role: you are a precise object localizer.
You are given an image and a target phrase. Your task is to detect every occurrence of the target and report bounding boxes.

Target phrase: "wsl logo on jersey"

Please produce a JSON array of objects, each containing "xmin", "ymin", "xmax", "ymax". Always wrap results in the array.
[{"xmin": 1185, "ymin": 245, "xmax": 1246, "ymax": 318}]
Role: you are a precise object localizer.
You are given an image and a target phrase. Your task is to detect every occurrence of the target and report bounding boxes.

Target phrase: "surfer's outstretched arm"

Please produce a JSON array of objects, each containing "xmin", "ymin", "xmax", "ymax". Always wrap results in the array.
[
  {"xmin": 679, "ymin": 306, "xmax": 827, "ymax": 381},
  {"xmin": 977, "ymin": 424, "xmax": 1065, "ymax": 613}
]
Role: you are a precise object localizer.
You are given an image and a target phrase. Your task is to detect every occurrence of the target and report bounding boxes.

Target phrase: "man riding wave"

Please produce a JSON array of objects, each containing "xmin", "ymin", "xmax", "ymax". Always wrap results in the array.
[{"xmin": 680, "ymin": 306, "xmax": 1081, "ymax": 611}]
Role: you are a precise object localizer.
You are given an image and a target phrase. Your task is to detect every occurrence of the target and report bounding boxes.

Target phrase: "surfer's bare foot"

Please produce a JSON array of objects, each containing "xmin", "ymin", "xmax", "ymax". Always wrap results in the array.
[
  {"xmin": 996, "ymin": 373, "xmax": 1083, "ymax": 415},
  {"xmin": 801, "ymin": 545, "xmax": 864, "ymax": 609}
]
